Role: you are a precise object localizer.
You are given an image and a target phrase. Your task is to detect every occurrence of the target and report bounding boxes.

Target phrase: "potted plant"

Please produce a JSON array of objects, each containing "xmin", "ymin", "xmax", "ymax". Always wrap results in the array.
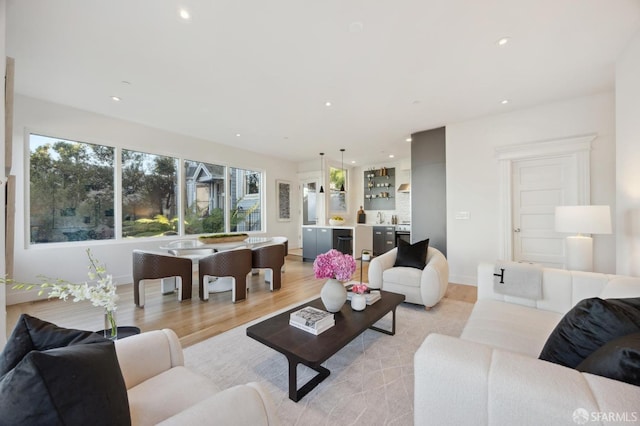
[{"xmin": 361, "ymin": 250, "xmax": 372, "ymax": 261}]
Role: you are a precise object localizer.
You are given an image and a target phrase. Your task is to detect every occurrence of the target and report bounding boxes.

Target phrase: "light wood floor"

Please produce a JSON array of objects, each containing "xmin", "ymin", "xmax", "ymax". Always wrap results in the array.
[{"xmin": 6, "ymin": 255, "xmax": 477, "ymax": 348}]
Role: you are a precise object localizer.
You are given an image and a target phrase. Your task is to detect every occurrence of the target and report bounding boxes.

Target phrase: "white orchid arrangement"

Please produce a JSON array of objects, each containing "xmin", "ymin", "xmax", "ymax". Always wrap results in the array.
[
  {"xmin": 6, "ymin": 248, "xmax": 117, "ymax": 318},
  {"xmin": 42, "ymin": 252, "xmax": 118, "ymax": 312},
  {"xmin": 6, "ymin": 249, "xmax": 119, "ymax": 338},
  {"xmin": 10, "ymin": 249, "xmax": 118, "ymax": 311}
]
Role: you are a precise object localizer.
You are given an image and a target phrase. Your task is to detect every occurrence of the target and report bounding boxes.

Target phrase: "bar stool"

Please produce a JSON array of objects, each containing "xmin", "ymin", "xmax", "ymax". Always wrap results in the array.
[{"xmin": 337, "ymin": 235, "xmax": 353, "ymax": 255}]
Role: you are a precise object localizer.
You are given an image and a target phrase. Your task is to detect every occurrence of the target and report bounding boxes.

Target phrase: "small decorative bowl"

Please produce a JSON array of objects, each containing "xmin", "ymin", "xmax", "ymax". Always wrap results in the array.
[{"xmin": 329, "ymin": 219, "xmax": 345, "ymax": 226}]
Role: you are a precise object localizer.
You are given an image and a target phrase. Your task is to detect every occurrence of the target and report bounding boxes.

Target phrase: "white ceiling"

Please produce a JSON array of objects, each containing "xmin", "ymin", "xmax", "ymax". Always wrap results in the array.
[{"xmin": 6, "ymin": 0, "xmax": 640, "ymax": 165}]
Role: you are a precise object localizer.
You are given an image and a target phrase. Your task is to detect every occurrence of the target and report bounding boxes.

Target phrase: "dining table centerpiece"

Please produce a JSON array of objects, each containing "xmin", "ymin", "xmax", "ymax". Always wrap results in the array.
[
  {"xmin": 8, "ymin": 249, "xmax": 120, "ymax": 340},
  {"xmin": 313, "ymin": 249, "xmax": 356, "ymax": 312}
]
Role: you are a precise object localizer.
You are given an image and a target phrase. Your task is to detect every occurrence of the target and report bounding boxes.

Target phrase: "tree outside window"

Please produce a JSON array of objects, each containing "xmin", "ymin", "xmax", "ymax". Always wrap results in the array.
[
  {"xmin": 29, "ymin": 134, "xmax": 115, "ymax": 244},
  {"xmin": 122, "ymin": 150, "xmax": 178, "ymax": 237},
  {"xmin": 329, "ymin": 166, "xmax": 347, "ymax": 212},
  {"xmin": 29, "ymin": 134, "xmax": 264, "ymax": 243}
]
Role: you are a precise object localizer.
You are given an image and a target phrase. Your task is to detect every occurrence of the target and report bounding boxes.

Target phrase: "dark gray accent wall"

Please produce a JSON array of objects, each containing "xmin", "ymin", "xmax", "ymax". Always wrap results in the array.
[{"xmin": 411, "ymin": 127, "xmax": 446, "ymax": 256}]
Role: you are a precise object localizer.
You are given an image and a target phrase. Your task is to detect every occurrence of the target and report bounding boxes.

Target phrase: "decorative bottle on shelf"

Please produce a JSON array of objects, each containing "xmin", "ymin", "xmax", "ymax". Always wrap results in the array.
[{"xmin": 357, "ymin": 206, "xmax": 366, "ymax": 223}]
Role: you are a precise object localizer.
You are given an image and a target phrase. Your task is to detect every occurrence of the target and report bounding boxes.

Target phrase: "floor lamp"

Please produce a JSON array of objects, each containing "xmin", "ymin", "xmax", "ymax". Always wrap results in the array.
[{"xmin": 555, "ymin": 205, "xmax": 612, "ymax": 272}]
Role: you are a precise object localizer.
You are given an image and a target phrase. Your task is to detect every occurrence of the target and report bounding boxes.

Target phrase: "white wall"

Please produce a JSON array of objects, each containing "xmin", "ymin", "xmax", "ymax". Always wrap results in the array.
[
  {"xmin": 1, "ymin": 0, "xmax": 7, "ymax": 344},
  {"xmin": 8, "ymin": 95, "xmax": 300, "ymax": 304},
  {"xmin": 616, "ymin": 29, "xmax": 640, "ymax": 276},
  {"xmin": 446, "ymin": 92, "xmax": 617, "ymax": 285}
]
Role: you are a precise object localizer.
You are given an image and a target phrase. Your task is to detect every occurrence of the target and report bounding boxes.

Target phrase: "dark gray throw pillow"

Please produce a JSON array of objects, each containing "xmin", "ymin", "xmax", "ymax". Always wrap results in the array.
[
  {"xmin": 539, "ymin": 297, "xmax": 640, "ymax": 368},
  {"xmin": 576, "ymin": 332, "xmax": 640, "ymax": 386},
  {"xmin": 0, "ymin": 314, "xmax": 131, "ymax": 426},
  {"xmin": 393, "ymin": 238, "xmax": 429, "ymax": 270},
  {"xmin": 0, "ymin": 313, "xmax": 105, "ymax": 376}
]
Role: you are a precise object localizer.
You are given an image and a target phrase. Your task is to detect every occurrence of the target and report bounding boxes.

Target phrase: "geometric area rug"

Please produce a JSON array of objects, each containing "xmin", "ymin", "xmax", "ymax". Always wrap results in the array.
[{"xmin": 184, "ymin": 298, "xmax": 473, "ymax": 426}]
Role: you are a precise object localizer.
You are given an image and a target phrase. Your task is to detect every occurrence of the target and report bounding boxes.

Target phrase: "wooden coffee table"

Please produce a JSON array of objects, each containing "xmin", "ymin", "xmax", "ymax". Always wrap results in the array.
[{"xmin": 246, "ymin": 290, "xmax": 405, "ymax": 402}]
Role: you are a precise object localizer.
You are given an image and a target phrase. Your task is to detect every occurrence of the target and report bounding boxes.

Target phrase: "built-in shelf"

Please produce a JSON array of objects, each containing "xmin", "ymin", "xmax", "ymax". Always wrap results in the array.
[{"xmin": 363, "ymin": 167, "xmax": 395, "ymax": 210}]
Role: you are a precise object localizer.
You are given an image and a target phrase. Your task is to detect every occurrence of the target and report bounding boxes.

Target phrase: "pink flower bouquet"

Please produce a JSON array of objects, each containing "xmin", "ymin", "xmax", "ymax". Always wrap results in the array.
[
  {"xmin": 313, "ymin": 249, "xmax": 356, "ymax": 281},
  {"xmin": 351, "ymin": 283, "xmax": 368, "ymax": 294}
]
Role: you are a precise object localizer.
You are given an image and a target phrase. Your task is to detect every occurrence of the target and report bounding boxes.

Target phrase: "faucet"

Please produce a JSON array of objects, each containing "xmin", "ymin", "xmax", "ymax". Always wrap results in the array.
[{"xmin": 377, "ymin": 211, "xmax": 385, "ymax": 224}]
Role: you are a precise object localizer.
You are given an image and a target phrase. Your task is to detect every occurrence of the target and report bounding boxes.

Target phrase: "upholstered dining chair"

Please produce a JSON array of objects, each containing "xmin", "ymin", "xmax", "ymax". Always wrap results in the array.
[
  {"xmin": 251, "ymin": 243, "xmax": 286, "ymax": 291},
  {"xmin": 132, "ymin": 249, "xmax": 193, "ymax": 308},
  {"xmin": 270, "ymin": 236, "xmax": 288, "ymax": 272},
  {"xmin": 198, "ymin": 248, "xmax": 252, "ymax": 303}
]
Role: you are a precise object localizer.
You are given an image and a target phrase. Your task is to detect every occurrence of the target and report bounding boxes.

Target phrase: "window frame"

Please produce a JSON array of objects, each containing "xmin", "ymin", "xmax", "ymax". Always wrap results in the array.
[{"xmin": 25, "ymin": 130, "xmax": 267, "ymax": 247}]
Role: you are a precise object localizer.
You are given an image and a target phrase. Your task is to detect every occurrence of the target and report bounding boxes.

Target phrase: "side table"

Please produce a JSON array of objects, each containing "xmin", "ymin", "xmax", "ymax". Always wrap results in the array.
[
  {"xmin": 97, "ymin": 326, "xmax": 141, "ymax": 340},
  {"xmin": 359, "ymin": 249, "xmax": 373, "ymax": 284}
]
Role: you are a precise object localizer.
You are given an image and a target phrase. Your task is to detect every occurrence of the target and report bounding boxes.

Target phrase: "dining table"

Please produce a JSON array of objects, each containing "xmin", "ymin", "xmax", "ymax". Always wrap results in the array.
[{"xmin": 157, "ymin": 237, "xmax": 273, "ymax": 294}]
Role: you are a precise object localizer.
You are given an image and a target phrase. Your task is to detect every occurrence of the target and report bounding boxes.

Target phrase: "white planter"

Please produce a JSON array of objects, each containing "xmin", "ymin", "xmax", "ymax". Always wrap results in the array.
[
  {"xmin": 320, "ymin": 278, "xmax": 347, "ymax": 312},
  {"xmin": 351, "ymin": 293, "xmax": 366, "ymax": 311}
]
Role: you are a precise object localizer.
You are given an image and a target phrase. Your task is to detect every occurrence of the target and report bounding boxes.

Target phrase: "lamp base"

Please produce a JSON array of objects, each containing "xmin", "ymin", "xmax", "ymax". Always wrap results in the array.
[{"xmin": 566, "ymin": 235, "xmax": 593, "ymax": 272}]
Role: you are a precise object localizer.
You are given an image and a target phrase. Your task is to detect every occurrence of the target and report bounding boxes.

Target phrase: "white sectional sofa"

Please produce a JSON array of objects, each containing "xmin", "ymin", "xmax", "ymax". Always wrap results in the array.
[
  {"xmin": 115, "ymin": 329, "xmax": 279, "ymax": 426},
  {"xmin": 414, "ymin": 264, "xmax": 640, "ymax": 426}
]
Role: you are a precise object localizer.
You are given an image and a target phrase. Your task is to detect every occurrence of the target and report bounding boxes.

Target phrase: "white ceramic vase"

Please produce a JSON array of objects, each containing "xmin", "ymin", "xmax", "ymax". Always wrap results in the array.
[
  {"xmin": 351, "ymin": 293, "xmax": 366, "ymax": 311},
  {"xmin": 320, "ymin": 278, "xmax": 347, "ymax": 313}
]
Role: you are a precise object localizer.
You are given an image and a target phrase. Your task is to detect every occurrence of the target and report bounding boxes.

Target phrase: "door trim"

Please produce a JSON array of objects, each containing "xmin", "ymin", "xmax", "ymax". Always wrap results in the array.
[{"xmin": 495, "ymin": 134, "xmax": 595, "ymax": 260}]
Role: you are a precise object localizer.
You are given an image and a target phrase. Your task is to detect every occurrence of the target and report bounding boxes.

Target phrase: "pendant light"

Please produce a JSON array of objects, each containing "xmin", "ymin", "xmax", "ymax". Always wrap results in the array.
[
  {"xmin": 339, "ymin": 148, "xmax": 346, "ymax": 192},
  {"xmin": 319, "ymin": 152, "xmax": 325, "ymax": 194}
]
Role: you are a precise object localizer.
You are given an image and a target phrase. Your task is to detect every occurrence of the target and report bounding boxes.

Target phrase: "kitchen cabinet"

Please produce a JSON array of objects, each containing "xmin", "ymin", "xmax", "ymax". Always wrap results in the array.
[
  {"xmin": 302, "ymin": 227, "xmax": 317, "ymax": 261},
  {"xmin": 373, "ymin": 226, "xmax": 395, "ymax": 256},
  {"xmin": 364, "ymin": 167, "xmax": 395, "ymax": 210},
  {"xmin": 302, "ymin": 227, "xmax": 350, "ymax": 261}
]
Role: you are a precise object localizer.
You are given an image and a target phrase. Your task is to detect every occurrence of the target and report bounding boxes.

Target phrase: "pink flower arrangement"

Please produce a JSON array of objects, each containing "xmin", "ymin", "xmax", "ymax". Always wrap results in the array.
[
  {"xmin": 313, "ymin": 249, "xmax": 356, "ymax": 281},
  {"xmin": 351, "ymin": 283, "xmax": 368, "ymax": 294}
]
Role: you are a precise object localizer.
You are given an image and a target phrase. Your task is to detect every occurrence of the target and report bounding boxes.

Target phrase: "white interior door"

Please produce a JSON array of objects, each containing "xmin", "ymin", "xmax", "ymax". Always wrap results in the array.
[{"xmin": 512, "ymin": 156, "xmax": 578, "ymax": 267}]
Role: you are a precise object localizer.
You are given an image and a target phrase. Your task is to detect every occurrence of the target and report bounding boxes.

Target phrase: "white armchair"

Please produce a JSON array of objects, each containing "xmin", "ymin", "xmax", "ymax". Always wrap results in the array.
[
  {"xmin": 115, "ymin": 329, "xmax": 280, "ymax": 425},
  {"xmin": 368, "ymin": 246, "xmax": 449, "ymax": 308}
]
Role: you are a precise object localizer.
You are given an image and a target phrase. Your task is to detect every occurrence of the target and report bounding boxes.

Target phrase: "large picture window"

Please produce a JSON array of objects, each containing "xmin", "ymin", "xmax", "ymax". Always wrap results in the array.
[
  {"xmin": 122, "ymin": 150, "xmax": 179, "ymax": 238},
  {"xmin": 29, "ymin": 133, "xmax": 265, "ymax": 244},
  {"xmin": 29, "ymin": 134, "xmax": 115, "ymax": 244},
  {"xmin": 229, "ymin": 167, "xmax": 262, "ymax": 232},
  {"xmin": 184, "ymin": 160, "xmax": 226, "ymax": 234}
]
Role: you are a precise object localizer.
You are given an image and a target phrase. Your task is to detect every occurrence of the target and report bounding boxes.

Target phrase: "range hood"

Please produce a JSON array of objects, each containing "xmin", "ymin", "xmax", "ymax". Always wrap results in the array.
[{"xmin": 397, "ymin": 183, "xmax": 410, "ymax": 193}]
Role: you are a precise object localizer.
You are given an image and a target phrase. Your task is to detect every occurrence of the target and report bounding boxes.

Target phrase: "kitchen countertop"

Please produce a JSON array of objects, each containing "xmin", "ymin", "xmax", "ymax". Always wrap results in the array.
[{"xmin": 302, "ymin": 224, "xmax": 392, "ymax": 229}]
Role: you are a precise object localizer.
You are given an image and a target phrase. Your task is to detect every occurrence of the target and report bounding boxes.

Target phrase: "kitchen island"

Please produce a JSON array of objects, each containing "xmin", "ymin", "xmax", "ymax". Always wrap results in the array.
[{"xmin": 301, "ymin": 224, "xmax": 373, "ymax": 261}]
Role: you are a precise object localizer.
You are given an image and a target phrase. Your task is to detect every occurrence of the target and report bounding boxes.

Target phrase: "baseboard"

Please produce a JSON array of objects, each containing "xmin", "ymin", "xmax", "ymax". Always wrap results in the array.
[{"xmin": 448, "ymin": 274, "xmax": 477, "ymax": 286}]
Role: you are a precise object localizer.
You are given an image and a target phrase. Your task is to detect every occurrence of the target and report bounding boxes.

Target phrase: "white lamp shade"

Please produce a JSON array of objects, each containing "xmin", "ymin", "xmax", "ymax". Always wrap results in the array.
[{"xmin": 555, "ymin": 205, "xmax": 612, "ymax": 235}]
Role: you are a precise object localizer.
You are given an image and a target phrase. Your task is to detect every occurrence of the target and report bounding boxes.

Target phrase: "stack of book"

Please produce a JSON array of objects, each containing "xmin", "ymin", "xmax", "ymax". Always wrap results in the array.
[
  {"xmin": 346, "ymin": 289, "xmax": 381, "ymax": 305},
  {"xmin": 289, "ymin": 306, "xmax": 335, "ymax": 335}
]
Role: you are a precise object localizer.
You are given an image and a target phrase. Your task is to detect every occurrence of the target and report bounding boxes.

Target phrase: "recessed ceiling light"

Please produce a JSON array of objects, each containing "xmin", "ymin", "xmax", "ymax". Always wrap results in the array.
[
  {"xmin": 349, "ymin": 22, "xmax": 364, "ymax": 33},
  {"xmin": 501, "ymin": 99, "xmax": 509, "ymax": 105},
  {"xmin": 178, "ymin": 7, "xmax": 191, "ymax": 21},
  {"xmin": 111, "ymin": 96, "xmax": 121, "ymax": 102},
  {"xmin": 351, "ymin": 160, "xmax": 356, "ymax": 164},
  {"xmin": 389, "ymin": 154, "xmax": 395, "ymax": 159},
  {"xmin": 325, "ymin": 101, "xmax": 332, "ymax": 107},
  {"xmin": 497, "ymin": 37, "xmax": 510, "ymax": 46},
  {"xmin": 405, "ymin": 137, "xmax": 412, "ymax": 142},
  {"xmin": 236, "ymin": 133, "xmax": 241, "ymax": 137}
]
